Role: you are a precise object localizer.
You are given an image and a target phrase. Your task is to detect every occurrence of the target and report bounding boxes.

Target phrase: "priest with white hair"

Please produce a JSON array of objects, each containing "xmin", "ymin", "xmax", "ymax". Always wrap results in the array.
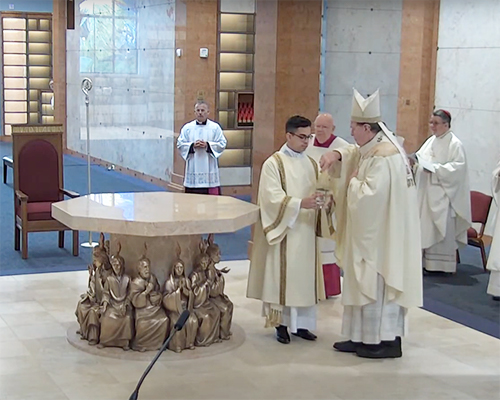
[{"xmin": 319, "ymin": 89, "xmax": 423, "ymax": 359}]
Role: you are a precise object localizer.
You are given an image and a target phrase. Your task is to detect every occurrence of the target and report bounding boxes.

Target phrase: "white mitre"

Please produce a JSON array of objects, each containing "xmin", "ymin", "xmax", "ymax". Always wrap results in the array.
[
  {"xmin": 351, "ymin": 88, "xmax": 382, "ymax": 123},
  {"xmin": 351, "ymin": 88, "xmax": 414, "ymax": 186}
]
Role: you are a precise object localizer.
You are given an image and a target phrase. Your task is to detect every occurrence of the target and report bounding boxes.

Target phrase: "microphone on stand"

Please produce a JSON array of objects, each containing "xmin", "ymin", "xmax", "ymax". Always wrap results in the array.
[{"xmin": 129, "ymin": 310, "xmax": 191, "ymax": 400}]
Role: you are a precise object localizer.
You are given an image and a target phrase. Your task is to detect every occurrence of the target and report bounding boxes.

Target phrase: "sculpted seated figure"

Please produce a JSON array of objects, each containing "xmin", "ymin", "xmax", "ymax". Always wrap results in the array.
[
  {"xmin": 189, "ymin": 240, "xmax": 221, "ymax": 346},
  {"xmin": 93, "ymin": 233, "xmax": 112, "ymax": 305},
  {"xmin": 162, "ymin": 244, "xmax": 199, "ymax": 353},
  {"xmin": 75, "ymin": 264, "xmax": 100, "ymax": 345},
  {"xmin": 130, "ymin": 253, "xmax": 170, "ymax": 352},
  {"xmin": 98, "ymin": 245, "xmax": 134, "ymax": 350},
  {"xmin": 206, "ymin": 234, "xmax": 233, "ymax": 340}
]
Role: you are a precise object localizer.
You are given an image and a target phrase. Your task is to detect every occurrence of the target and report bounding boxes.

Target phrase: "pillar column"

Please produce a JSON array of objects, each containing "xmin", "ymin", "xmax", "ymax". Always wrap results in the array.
[
  {"xmin": 251, "ymin": 0, "xmax": 322, "ymax": 202},
  {"xmin": 53, "ymin": 0, "xmax": 67, "ymax": 147},
  {"xmin": 397, "ymin": 0, "xmax": 440, "ymax": 153}
]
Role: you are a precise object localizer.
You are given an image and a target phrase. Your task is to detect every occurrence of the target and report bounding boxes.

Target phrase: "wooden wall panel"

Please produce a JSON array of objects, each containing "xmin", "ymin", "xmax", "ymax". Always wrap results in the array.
[
  {"xmin": 251, "ymin": 0, "xmax": 278, "ymax": 193},
  {"xmin": 397, "ymin": 0, "xmax": 440, "ymax": 153},
  {"xmin": 53, "ymin": 0, "xmax": 67, "ymax": 148},
  {"xmin": 251, "ymin": 0, "xmax": 322, "ymax": 202},
  {"xmin": 274, "ymin": 0, "xmax": 322, "ymax": 150}
]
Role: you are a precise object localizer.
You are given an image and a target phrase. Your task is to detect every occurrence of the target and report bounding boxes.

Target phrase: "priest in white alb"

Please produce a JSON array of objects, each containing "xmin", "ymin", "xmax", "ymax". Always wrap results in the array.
[
  {"xmin": 487, "ymin": 159, "xmax": 500, "ymax": 300},
  {"xmin": 177, "ymin": 101, "xmax": 227, "ymax": 195},
  {"xmin": 413, "ymin": 110, "xmax": 471, "ymax": 273},
  {"xmin": 306, "ymin": 113, "xmax": 349, "ymax": 297},
  {"xmin": 319, "ymin": 89, "xmax": 423, "ymax": 359},
  {"xmin": 247, "ymin": 115, "xmax": 326, "ymax": 344}
]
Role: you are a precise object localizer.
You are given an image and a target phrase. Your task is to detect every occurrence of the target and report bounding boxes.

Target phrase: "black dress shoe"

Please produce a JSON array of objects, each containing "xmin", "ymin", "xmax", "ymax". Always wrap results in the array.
[
  {"xmin": 333, "ymin": 340, "xmax": 360, "ymax": 353},
  {"xmin": 276, "ymin": 325, "xmax": 290, "ymax": 344},
  {"xmin": 492, "ymin": 296, "xmax": 500, "ymax": 301},
  {"xmin": 423, "ymin": 269, "xmax": 453, "ymax": 276},
  {"xmin": 382, "ymin": 336, "xmax": 402, "ymax": 348},
  {"xmin": 356, "ymin": 340, "xmax": 402, "ymax": 359},
  {"xmin": 291, "ymin": 329, "xmax": 317, "ymax": 341}
]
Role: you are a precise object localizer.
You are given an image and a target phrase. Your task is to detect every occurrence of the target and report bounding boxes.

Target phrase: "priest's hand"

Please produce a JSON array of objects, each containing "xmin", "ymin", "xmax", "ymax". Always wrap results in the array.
[
  {"xmin": 319, "ymin": 151, "xmax": 341, "ymax": 171},
  {"xmin": 301, "ymin": 194, "xmax": 319, "ymax": 209}
]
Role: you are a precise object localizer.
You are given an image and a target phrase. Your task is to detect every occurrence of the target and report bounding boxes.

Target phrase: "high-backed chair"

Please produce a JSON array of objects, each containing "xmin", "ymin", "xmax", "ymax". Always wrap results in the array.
[
  {"xmin": 457, "ymin": 190, "xmax": 493, "ymax": 270},
  {"xmin": 12, "ymin": 124, "xmax": 79, "ymax": 259}
]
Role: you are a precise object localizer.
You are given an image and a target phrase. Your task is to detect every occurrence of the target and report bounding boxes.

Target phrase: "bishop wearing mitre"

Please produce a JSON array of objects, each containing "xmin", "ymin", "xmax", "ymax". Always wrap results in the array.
[{"xmin": 319, "ymin": 89, "xmax": 423, "ymax": 359}]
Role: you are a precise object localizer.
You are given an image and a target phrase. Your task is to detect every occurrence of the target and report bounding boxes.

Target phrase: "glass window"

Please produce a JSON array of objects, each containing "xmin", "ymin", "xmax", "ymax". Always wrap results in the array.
[{"xmin": 79, "ymin": 0, "xmax": 138, "ymax": 74}]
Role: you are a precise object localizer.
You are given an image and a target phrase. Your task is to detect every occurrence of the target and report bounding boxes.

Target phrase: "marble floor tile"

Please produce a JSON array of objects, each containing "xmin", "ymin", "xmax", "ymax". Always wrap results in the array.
[
  {"xmin": 0, "ymin": 290, "xmax": 37, "ymax": 304},
  {"xmin": 10, "ymin": 321, "xmax": 68, "ymax": 340},
  {"xmin": 1, "ymin": 311, "xmax": 60, "ymax": 326},
  {"xmin": 0, "ymin": 370, "xmax": 67, "ymax": 399},
  {"xmin": 0, "ymin": 300, "xmax": 45, "ymax": 314},
  {"xmin": 0, "ymin": 338, "xmax": 31, "ymax": 358},
  {"xmin": 0, "ymin": 326, "xmax": 20, "ymax": 343},
  {"xmin": 0, "ymin": 260, "xmax": 497, "ymax": 400},
  {"xmin": 0, "ymin": 355, "xmax": 40, "ymax": 376}
]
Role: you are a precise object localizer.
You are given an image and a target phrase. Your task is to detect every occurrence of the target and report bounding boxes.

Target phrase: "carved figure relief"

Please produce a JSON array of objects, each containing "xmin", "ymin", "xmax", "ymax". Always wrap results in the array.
[
  {"xmin": 75, "ymin": 235, "xmax": 233, "ymax": 353},
  {"xmin": 206, "ymin": 234, "xmax": 234, "ymax": 340},
  {"xmin": 162, "ymin": 243, "xmax": 199, "ymax": 352},
  {"xmin": 98, "ymin": 243, "xmax": 134, "ymax": 350},
  {"xmin": 130, "ymin": 245, "xmax": 170, "ymax": 352}
]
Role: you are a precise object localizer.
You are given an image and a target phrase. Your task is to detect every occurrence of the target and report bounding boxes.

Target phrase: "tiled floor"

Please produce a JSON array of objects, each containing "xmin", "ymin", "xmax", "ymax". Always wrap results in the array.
[{"xmin": 0, "ymin": 260, "xmax": 498, "ymax": 400}]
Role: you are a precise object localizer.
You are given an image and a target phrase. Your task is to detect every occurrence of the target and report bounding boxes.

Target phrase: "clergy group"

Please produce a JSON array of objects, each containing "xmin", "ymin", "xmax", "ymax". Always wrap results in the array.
[
  {"xmin": 245, "ymin": 89, "xmax": 479, "ymax": 360},
  {"xmin": 176, "ymin": 88, "xmax": 496, "ymax": 360}
]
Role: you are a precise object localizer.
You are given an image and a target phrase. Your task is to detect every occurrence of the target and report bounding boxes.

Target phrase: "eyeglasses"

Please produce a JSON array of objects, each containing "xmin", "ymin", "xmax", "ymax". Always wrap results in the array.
[
  {"xmin": 429, "ymin": 121, "xmax": 444, "ymax": 126},
  {"xmin": 289, "ymin": 132, "xmax": 313, "ymax": 141}
]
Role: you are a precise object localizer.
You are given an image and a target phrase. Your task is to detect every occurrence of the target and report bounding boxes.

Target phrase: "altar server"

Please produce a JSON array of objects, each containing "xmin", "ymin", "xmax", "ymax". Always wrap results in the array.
[{"xmin": 177, "ymin": 101, "xmax": 227, "ymax": 195}]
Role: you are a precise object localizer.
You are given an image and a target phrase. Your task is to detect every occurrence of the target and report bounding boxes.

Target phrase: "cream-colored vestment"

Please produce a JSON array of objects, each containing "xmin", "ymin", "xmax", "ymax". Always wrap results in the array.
[
  {"xmin": 247, "ymin": 144, "xmax": 326, "ymax": 331},
  {"xmin": 325, "ymin": 132, "xmax": 423, "ymax": 343},
  {"xmin": 487, "ymin": 160, "xmax": 500, "ymax": 296},
  {"xmin": 415, "ymin": 130, "xmax": 471, "ymax": 272}
]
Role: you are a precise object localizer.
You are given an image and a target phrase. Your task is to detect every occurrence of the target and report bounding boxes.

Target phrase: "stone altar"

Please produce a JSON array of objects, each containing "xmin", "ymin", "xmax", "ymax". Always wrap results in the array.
[{"xmin": 52, "ymin": 192, "xmax": 259, "ymax": 353}]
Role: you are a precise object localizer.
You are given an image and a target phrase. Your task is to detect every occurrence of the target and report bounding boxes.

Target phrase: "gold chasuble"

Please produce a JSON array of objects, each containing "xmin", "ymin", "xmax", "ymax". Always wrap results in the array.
[
  {"xmin": 247, "ymin": 146, "xmax": 326, "ymax": 327},
  {"xmin": 324, "ymin": 133, "xmax": 423, "ymax": 309}
]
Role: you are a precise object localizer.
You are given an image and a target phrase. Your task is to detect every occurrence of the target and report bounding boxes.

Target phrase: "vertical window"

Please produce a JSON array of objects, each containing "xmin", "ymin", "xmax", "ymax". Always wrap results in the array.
[{"xmin": 79, "ymin": 0, "xmax": 138, "ymax": 74}]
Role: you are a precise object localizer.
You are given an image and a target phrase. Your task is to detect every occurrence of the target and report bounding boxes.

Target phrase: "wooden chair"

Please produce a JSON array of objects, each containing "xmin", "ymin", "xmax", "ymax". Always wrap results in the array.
[
  {"xmin": 12, "ymin": 124, "xmax": 80, "ymax": 259},
  {"xmin": 457, "ymin": 190, "xmax": 493, "ymax": 270}
]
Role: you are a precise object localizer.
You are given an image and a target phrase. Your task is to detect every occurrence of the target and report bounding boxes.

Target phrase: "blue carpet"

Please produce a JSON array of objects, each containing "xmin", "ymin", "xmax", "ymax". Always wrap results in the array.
[
  {"xmin": 0, "ymin": 142, "xmax": 498, "ymax": 339},
  {"xmin": 422, "ymin": 258, "xmax": 500, "ymax": 338}
]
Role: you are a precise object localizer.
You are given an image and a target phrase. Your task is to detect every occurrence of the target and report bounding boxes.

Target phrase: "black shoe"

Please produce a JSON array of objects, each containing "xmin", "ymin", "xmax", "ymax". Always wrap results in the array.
[
  {"xmin": 291, "ymin": 329, "xmax": 317, "ymax": 341},
  {"xmin": 423, "ymin": 269, "xmax": 453, "ymax": 276},
  {"xmin": 333, "ymin": 340, "xmax": 360, "ymax": 353},
  {"xmin": 356, "ymin": 340, "xmax": 402, "ymax": 359},
  {"xmin": 493, "ymin": 296, "xmax": 500, "ymax": 301},
  {"xmin": 382, "ymin": 336, "xmax": 402, "ymax": 348},
  {"xmin": 275, "ymin": 325, "xmax": 290, "ymax": 344}
]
